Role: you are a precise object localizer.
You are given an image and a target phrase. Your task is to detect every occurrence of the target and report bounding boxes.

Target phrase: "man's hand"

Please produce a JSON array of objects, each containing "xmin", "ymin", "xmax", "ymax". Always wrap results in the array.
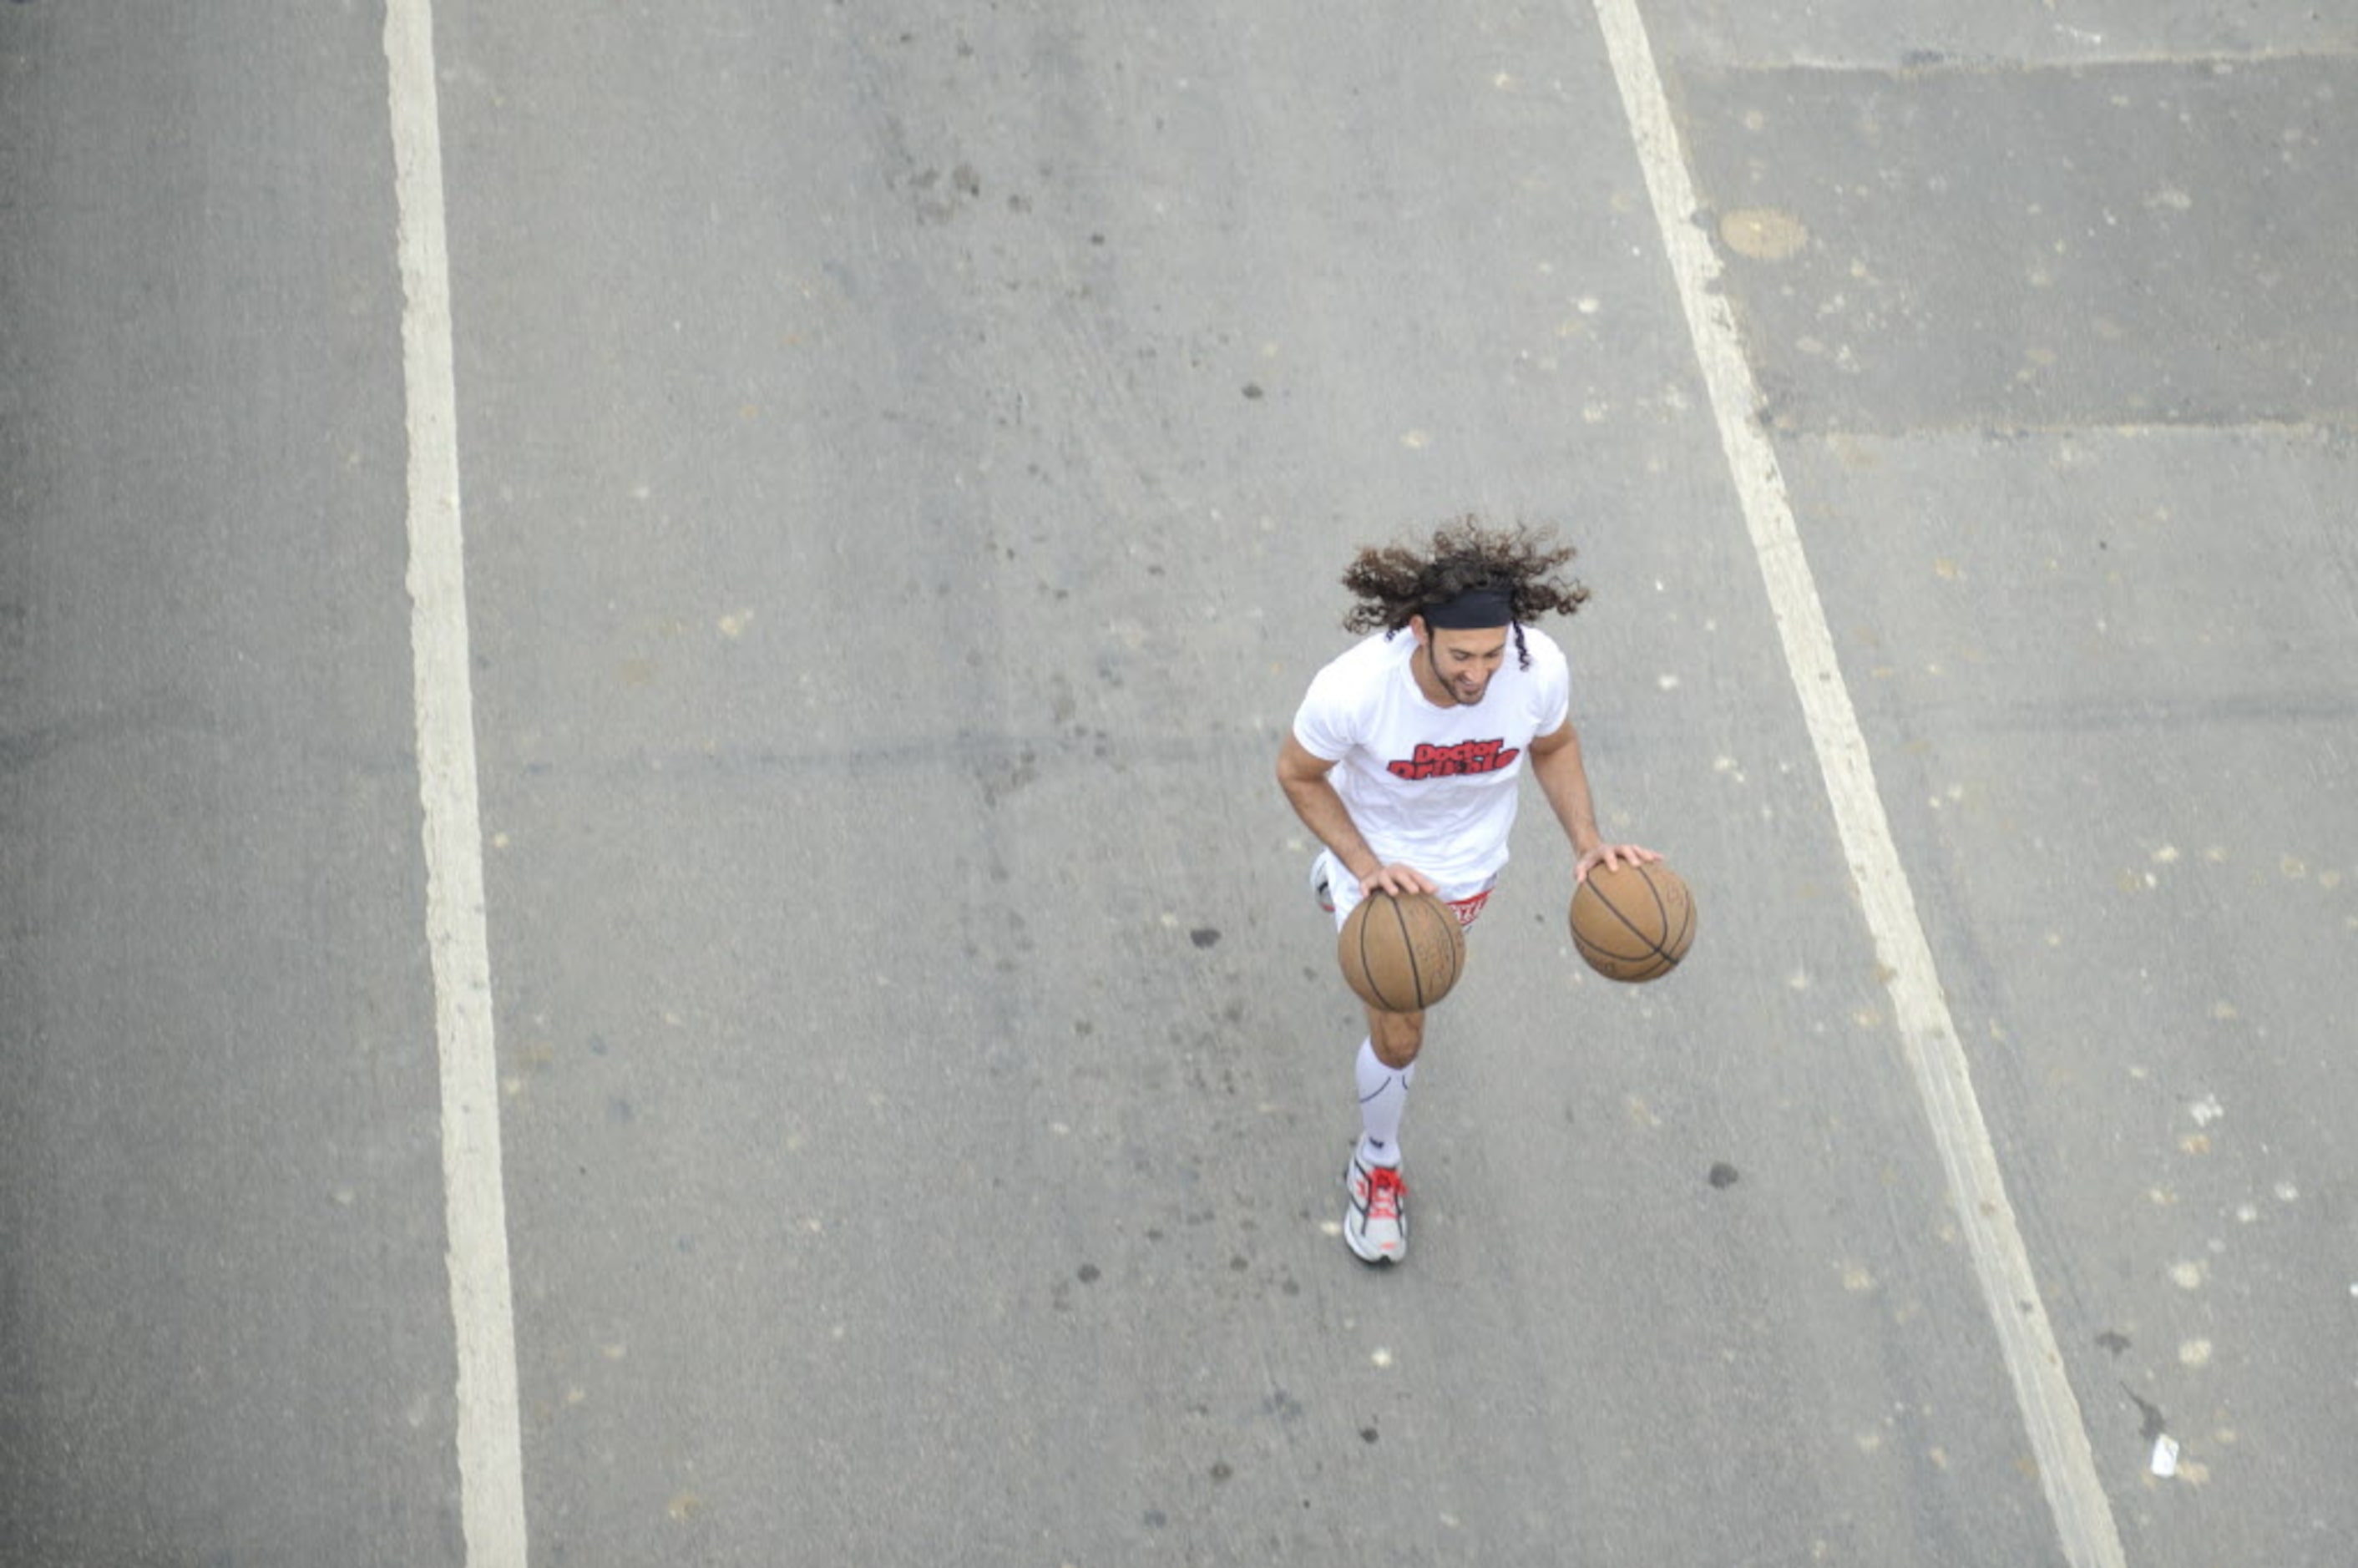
[
  {"xmin": 1575, "ymin": 842, "xmax": 1661, "ymax": 883},
  {"xmin": 1360, "ymin": 862, "xmax": 1440, "ymax": 898}
]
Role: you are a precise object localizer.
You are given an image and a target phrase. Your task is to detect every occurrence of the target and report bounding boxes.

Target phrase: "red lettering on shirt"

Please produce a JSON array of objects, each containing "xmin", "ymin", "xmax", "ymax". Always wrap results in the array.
[{"xmin": 1385, "ymin": 740, "xmax": 1521, "ymax": 781}]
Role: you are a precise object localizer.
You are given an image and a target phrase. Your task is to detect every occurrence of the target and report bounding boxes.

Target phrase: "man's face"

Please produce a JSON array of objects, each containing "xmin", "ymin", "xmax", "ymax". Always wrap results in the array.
[{"xmin": 1415, "ymin": 620, "xmax": 1510, "ymax": 706}]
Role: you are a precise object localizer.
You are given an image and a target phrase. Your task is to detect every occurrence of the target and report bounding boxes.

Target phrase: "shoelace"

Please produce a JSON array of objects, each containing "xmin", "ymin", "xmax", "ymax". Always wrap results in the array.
[{"xmin": 1366, "ymin": 1166, "xmax": 1404, "ymax": 1222}]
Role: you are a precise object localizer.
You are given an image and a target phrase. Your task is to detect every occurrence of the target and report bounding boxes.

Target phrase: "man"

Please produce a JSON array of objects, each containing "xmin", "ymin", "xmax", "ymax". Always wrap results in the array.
[{"xmin": 1276, "ymin": 518, "xmax": 1656, "ymax": 1264}]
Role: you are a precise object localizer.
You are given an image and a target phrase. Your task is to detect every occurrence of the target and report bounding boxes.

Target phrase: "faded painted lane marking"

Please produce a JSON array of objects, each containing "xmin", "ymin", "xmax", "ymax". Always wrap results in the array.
[
  {"xmin": 384, "ymin": 3, "xmax": 529, "ymax": 1565},
  {"xmin": 1581, "ymin": 3, "xmax": 2129, "ymax": 1565}
]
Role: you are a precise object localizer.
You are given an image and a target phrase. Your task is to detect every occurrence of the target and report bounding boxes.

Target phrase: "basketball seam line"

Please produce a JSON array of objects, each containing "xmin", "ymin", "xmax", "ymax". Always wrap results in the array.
[
  {"xmin": 1393, "ymin": 894, "xmax": 1425, "ymax": 1012},
  {"xmin": 1581, "ymin": 882, "xmax": 1673, "ymax": 960}
]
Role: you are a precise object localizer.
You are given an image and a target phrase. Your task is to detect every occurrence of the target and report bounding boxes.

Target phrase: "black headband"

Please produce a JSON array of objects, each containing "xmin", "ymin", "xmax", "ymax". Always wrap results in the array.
[{"xmin": 1419, "ymin": 585, "xmax": 1515, "ymax": 630}]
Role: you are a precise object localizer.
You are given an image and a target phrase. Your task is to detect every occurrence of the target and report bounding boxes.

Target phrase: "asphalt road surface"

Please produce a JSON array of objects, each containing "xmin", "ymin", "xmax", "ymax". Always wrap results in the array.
[{"xmin": 5, "ymin": 3, "xmax": 2355, "ymax": 1565}]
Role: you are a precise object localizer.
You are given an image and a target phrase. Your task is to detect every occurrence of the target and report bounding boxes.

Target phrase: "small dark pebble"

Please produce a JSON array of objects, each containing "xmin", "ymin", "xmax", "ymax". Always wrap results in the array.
[
  {"xmin": 1077, "ymin": 1263, "xmax": 1101, "ymax": 1283},
  {"xmin": 1360, "ymin": 1427, "xmax": 1379, "ymax": 1444},
  {"xmin": 1242, "ymin": 382, "xmax": 1263, "ymax": 400},
  {"xmin": 1708, "ymin": 1162, "xmax": 1740, "ymax": 1189},
  {"xmin": 1191, "ymin": 927, "xmax": 1221, "ymax": 948},
  {"xmin": 1210, "ymin": 1460, "xmax": 1233, "ymax": 1482}
]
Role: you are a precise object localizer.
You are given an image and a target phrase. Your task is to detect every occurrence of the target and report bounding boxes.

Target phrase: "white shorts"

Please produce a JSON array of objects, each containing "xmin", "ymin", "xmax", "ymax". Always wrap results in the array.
[{"xmin": 1315, "ymin": 847, "xmax": 1497, "ymax": 933}]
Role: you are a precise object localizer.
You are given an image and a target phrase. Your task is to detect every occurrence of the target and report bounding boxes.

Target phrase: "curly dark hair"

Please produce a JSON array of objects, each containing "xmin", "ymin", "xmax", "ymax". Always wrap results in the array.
[{"xmin": 1339, "ymin": 516, "xmax": 1589, "ymax": 669}]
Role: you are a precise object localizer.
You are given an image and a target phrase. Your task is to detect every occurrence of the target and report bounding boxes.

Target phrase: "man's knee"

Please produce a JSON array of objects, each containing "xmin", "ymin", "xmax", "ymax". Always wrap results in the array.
[{"xmin": 1369, "ymin": 1009, "xmax": 1423, "ymax": 1070}]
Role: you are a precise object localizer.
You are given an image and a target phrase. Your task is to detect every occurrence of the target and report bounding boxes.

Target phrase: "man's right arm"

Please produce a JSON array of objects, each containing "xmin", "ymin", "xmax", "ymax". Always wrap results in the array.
[{"xmin": 1275, "ymin": 733, "xmax": 1437, "ymax": 898}]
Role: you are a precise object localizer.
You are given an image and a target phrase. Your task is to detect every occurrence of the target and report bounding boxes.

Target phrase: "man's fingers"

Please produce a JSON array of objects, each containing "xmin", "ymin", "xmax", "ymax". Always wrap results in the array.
[{"xmin": 1577, "ymin": 842, "xmax": 1664, "ymax": 883}]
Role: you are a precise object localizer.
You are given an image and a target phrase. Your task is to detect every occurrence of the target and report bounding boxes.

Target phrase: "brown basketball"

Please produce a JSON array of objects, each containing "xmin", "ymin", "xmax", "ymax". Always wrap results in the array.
[
  {"xmin": 1570, "ymin": 861, "xmax": 1696, "ymax": 983},
  {"xmin": 1338, "ymin": 891, "xmax": 1467, "ymax": 1014}
]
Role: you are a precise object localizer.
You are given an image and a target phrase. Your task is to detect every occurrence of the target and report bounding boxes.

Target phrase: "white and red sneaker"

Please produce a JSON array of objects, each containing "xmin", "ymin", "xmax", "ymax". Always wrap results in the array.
[{"xmin": 1343, "ymin": 1151, "xmax": 1408, "ymax": 1264}]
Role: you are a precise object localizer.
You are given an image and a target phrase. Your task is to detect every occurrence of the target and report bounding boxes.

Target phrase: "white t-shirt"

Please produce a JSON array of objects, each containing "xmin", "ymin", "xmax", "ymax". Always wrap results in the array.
[{"xmin": 1293, "ymin": 625, "xmax": 1571, "ymax": 888}]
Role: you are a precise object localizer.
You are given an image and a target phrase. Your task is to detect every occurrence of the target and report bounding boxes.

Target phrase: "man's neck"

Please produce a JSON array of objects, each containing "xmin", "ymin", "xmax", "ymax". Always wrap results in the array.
[{"xmin": 1407, "ymin": 641, "xmax": 1457, "ymax": 708}]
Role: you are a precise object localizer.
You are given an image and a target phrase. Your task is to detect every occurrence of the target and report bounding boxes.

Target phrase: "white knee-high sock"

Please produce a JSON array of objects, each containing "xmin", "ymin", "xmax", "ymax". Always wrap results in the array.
[{"xmin": 1355, "ymin": 1037, "xmax": 1414, "ymax": 1167}]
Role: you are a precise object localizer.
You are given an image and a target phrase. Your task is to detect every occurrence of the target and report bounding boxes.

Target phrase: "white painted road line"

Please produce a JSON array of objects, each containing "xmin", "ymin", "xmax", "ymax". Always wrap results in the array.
[
  {"xmin": 383, "ymin": 2, "xmax": 530, "ymax": 1565},
  {"xmin": 1581, "ymin": 3, "xmax": 2130, "ymax": 1565}
]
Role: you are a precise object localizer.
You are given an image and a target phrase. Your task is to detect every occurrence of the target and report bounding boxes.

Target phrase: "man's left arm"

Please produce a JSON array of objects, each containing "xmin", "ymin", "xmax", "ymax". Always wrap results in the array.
[{"xmin": 1527, "ymin": 719, "xmax": 1657, "ymax": 883}]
